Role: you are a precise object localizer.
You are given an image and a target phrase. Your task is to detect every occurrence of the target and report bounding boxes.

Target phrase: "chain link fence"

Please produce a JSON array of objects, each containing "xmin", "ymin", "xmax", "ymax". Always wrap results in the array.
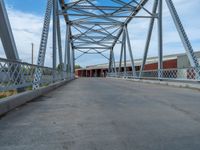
[
  {"xmin": 107, "ymin": 67, "xmax": 200, "ymax": 82},
  {"xmin": 0, "ymin": 58, "xmax": 72, "ymax": 94}
]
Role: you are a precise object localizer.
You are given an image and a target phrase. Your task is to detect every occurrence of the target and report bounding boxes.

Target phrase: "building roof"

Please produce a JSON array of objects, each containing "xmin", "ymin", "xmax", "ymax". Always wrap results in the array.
[{"xmin": 76, "ymin": 52, "xmax": 200, "ymax": 70}]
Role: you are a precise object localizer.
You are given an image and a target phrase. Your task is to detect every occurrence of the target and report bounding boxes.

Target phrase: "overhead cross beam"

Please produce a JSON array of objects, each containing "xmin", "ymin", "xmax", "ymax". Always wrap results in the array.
[{"xmin": 59, "ymin": 0, "xmax": 149, "ymax": 64}]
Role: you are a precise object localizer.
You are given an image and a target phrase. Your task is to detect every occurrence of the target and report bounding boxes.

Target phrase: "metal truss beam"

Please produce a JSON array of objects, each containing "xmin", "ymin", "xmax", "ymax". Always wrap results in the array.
[
  {"xmin": 33, "ymin": 0, "xmax": 53, "ymax": 89},
  {"xmin": 158, "ymin": 0, "xmax": 163, "ymax": 78},
  {"xmin": 0, "ymin": 0, "xmax": 19, "ymax": 60},
  {"xmin": 139, "ymin": 0, "xmax": 158, "ymax": 78},
  {"xmin": 31, "ymin": 0, "xmax": 199, "ymax": 82},
  {"xmin": 52, "ymin": 0, "xmax": 57, "ymax": 82},
  {"xmin": 125, "ymin": 25, "xmax": 136, "ymax": 76},
  {"xmin": 63, "ymin": 5, "xmax": 134, "ymax": 11},
  {"xmin": 74, "ymin": 47, "xmax": 111, "ymax": 50},
  {"xmin": 57, "ymin": 2, "xmax": 63, "ymax": 71},
  {"xmin": 111, "ymin": 0, "xmax": 149, "ymax": 49},
  {"xmin": 165, "ymin": 0, "xmax": 199, "ymax": 68},
  {"xmin": 60, "ymin": 0, "xmax": 149, "ymax": 64},
  {"xmin": 62, "ymin": 13, "xmax": 156, "ymax": 19}
]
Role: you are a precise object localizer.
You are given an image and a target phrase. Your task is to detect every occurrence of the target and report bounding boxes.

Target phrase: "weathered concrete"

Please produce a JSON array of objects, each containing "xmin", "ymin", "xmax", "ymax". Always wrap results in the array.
[
  {"xmin": 0, "ymin": 79, "xmax": 72, "ymax": 116},
  {"xmin": 109, "ymin": 77, "xmax": 200, "ymax": 91},
  {"xmin": 0, "ymin": 78, "xmax": 200, "ymax": 150}
]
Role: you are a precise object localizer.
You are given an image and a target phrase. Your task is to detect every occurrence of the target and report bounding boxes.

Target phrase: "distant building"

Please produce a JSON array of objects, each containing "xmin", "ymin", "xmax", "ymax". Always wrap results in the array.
[{"xmin": 75, "ymin": 52, "xmax": 200, "ymax": 77}]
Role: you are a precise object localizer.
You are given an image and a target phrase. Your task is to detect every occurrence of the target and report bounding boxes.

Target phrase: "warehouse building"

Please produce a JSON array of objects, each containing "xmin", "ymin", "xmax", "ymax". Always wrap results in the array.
[{"xmin": 75, "ymin": 52, "xmax": 200, "ymax": 77}]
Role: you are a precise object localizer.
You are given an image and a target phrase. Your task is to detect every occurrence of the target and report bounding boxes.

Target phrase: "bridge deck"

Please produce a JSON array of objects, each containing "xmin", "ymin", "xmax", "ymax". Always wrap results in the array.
[{"xmin": 1, "ymin": 78, "xmax": 200, "ymax": 150}]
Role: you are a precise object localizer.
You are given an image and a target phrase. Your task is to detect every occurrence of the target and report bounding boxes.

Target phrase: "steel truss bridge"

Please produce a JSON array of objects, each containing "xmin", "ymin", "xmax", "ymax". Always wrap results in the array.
[{"xmin": 0, "ymin": 0, "xmax": 200, "ymax": 93}]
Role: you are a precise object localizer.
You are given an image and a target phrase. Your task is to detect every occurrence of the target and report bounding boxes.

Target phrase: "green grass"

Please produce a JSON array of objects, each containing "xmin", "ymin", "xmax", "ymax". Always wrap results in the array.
[{"xmin": 0, "ymin": 90, "xmax": 17, "ymax": 99}]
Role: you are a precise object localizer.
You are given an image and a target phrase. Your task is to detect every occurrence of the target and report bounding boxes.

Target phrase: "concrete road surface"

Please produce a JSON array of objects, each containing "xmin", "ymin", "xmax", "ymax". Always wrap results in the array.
[{"xmin": 1, "ymin": 78, "xmax": 200, "ymax": 150}]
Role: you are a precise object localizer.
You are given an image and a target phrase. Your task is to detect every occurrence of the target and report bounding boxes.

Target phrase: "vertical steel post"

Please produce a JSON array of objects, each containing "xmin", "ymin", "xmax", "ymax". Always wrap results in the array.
[
  {"xmin": 119, "ymin": 30, "xmax": 125, "ymax": 74},
  {"xmin": 112, "ymin": 50, "xmax": 117, "ymax": 74},
  {"xmin": 108, "ymin": 49, "xmax": 113, "ymax": 73},
  {"xmin": 139, "ymin": 0, "xmax": 158, "ymax": 78},
  {"xmin": 158, "ymin": 0, "xmax": 163, "ymax": 79},
  {"xmin": 67, "ymin": 26, "xmax": 71, "ymax": 78},
  {"xmin": 123, "ymin": 27, "xmax": 127, "ymax": 76},
  {"xmin": 125, "ymin": 25, "xmax": 136, "ymax": 77},
  {"xmin": 71, "ymin": 46, "xmax": 75, "ymax": 79},
  {"xmin": 56, "ymin": 1, "xmax": 63, "ymax": 71},
  {"xmin": 52, "ymin": 0, "xmax": 57, "ymax": 82},
  {"xmin": 64, "ymin": 25, "xmax": 69, "ymax": 78}
]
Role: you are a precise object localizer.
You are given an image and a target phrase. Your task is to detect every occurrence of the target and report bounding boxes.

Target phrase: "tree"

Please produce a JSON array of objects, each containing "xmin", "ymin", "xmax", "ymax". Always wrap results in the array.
[
  {"xmin": 57, "ymin": 63, "xmax": 64, "ymax": 71},
  {"xmin": 57, "ymin": 64, "xmax": 82, "ymax": 71},
  {"xmin": 75, "ymin": 64, "xmax": 82, "ymax": 69}
]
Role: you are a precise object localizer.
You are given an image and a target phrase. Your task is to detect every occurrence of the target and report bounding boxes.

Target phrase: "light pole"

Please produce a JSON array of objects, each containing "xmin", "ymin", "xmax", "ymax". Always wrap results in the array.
[{"xmin": 31, "ymin": 43, "xmax": 34, "ymax": 64}]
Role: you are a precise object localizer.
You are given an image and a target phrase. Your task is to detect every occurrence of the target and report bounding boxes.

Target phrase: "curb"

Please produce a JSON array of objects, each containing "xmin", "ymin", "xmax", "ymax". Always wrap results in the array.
[
  {"xmin": 107, "ymin": 77, "xmax": 200, "ymax": 91},
  {"xmin": 0, "ymin": 79, "xmax": 73, "ymax": 116}
]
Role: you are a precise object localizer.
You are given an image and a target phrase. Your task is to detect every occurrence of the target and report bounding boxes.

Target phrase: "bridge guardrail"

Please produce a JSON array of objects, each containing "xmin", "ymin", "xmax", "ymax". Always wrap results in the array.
[
  {"xmin": 107, "ymin": 67, "xmax": 200, "ymax": 82},
  {"xmin": 0, "ymin": 58, "xmax": 73, "ymax": 94}
]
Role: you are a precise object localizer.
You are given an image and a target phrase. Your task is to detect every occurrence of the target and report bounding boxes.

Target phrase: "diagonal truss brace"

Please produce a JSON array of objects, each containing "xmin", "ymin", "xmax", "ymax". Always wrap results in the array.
[
  {"xmin": 33, "ymin": 0, "xmax": 53, "ymax": 89},
  {"xmin": 0, "ymin": 0, "xmax": 19, "ymax": 60},
  {"xmin": 139, "ymin": 0, "xmax": 199, "ymax": 79},
  {"xmin": 165, "ymin": 0, "xmax": 199, "ymax": 68}
]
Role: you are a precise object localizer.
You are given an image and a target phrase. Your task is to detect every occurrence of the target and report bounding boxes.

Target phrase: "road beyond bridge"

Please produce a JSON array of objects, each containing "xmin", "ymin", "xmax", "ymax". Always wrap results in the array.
[{"xmin": 0, "ymin": 78, "xmax": 200, "ymax": 150}]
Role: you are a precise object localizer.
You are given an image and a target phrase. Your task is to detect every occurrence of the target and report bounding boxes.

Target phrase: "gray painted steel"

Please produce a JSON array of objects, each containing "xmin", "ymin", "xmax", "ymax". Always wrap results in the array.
[
  {"xmin": 53, "ymin": 0, "xmax": 57, "ymax": 82},
  {"xmin": 125, "ymin": 25, "xmax": 136, "ymax": 76},
  {"xmin": 1, "ymin": 78, "xmax": 200, "ymax": 149},
  {"xmin": 165, "ymin": 0, "xmax": 199, "ymax": 68},
  {"xmin": 60, "ymin": 0, "xmax": 149, "ymax": 72},
  {"xmin": 0, "ymin": 0, "xmax": 19, "ymax": 60},
  {"xmin": 56, "ymin": 10, "xmax": 64, "ymax": 79},
  {"xmin": 139, "ymin": 0, "xmax": 158, "ymax": 78},
  {"xmin": 33, "ymin": 0, "xmax": 53, "ymax": 89},
  {"xmin": 158, "ymin": 0, "xmax": 163, "ymax": 78}
]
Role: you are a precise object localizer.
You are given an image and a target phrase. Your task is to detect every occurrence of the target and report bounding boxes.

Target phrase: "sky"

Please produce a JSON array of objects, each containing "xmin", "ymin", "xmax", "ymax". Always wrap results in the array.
[{"xmin": 0, "ymin": 0, "xmax": 200, "ymax": 67}]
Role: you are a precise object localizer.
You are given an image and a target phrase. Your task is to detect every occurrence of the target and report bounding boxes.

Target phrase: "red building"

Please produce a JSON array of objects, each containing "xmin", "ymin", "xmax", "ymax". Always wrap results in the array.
[{"xmin": 76, "ymin": 52, "xmax": 200, "ymax": 77}]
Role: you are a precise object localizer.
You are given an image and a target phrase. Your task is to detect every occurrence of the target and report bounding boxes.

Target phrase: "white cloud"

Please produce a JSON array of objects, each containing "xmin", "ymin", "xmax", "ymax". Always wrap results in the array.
[
  {"xmin": 0, "ymin": 6, "xmax": 67, "ymax": 67},
  {"xmin": 0, "ymin": 7, "xmax": 44, "ymax": 64},
  {"xmin": 8, "ymin": 8, "xmax": 43, "ymax": 60}
]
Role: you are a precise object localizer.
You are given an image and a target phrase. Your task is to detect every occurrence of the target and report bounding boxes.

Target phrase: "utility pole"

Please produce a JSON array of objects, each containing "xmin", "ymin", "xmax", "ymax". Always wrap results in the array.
[{"xmin": 31, "ymin": 43, "xmax": 34, "ymax": 64}]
